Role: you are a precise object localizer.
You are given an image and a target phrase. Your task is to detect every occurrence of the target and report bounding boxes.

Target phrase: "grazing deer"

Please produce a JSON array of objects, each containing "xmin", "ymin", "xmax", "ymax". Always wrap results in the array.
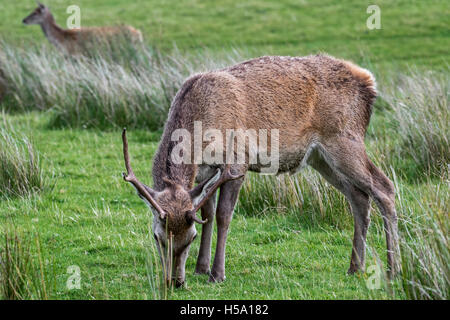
[
  {"xmin": 122, "ymin": 54, "xmax": 400, "ymax": 286},
  {"xmin": 23, "ymin": 2, "xmax": 143, "ymax": 55}
]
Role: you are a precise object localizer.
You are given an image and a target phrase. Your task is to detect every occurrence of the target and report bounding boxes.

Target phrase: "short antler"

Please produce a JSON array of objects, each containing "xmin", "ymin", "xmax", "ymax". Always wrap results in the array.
[{"xmin": 122, "ymin": 128, "xmax": 166, "ymax": 219}]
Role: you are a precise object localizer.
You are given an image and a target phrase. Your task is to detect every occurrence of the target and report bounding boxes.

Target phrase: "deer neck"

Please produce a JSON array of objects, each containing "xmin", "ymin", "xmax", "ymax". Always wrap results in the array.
[
  {"xmin": 40, "ymin": 14, "xmax": 65, "ymax": 47},
  {"xmin": 152, "ymin": 112, "xmax": 196, "ymax": 192},
  {"xmin": 152, "ymin": 75, "xmax": 204, "ymax": 191}
]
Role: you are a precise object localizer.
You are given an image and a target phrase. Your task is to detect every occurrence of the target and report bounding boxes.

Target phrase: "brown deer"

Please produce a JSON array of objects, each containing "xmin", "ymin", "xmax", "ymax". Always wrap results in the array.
[
  {"xmin": 23, "ymin": 2, "xmax": 143, "ymax": 55},
  {"xmin": 122, "ymin": 54, "xmax": 400, "ymax": 287}
]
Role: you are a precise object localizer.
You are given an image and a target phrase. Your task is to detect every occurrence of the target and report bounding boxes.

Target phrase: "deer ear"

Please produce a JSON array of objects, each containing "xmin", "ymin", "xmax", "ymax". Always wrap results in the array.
[{"xmin": 191, "ymin": 169, "xmax": 221, "ymax": 208}]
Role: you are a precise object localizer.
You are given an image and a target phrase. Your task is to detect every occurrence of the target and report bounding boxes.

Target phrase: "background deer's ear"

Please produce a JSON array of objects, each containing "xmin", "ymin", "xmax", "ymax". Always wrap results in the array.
[{"xmin": 191, "ymin": 169, "xmax": 221, "ymax": 208}]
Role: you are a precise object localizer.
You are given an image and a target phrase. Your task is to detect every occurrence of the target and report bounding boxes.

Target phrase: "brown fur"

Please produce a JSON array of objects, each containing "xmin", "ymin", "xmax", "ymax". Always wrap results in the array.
[
  {"xmin": 155, "ymin": 54, "xmax": 377, "ymax": 183},
  {"xmin": 130, "ymin": 54, "xmax": 398, "ymax": 285},
  {"xmin": 155, "ymin": 184, "xmax": 193, "ymax": 234}
]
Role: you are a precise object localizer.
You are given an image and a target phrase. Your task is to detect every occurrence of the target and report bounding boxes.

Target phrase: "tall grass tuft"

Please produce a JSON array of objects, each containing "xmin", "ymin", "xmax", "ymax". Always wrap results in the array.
[
  {"xmin": 143, "ymin": 222, "xmax": 175, "ymax": 300},
  {"xmin": 0, "ymin": 228, "xmax": 53, "ymax": 299},
  {"xmin": 0, "ymin": 127, "xmax": 48, "ymax": 198},
  {"xmin": 397, "ymin": 175, "xmax": 449, "ymax": 300},
  {"xmin": 380, "ymin": 70, "xmax": 449, "ymax": 176},
  {"xmin": 0, "ymin": 41, "xmax": 244, "ymax": 130}
]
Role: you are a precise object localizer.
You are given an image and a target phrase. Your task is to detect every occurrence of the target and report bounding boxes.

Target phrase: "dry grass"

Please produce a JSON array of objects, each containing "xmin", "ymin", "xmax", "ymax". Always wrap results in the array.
[
  {"xmin": 397, "ymin": 175, "xmax": 449, "ymax": 300},
  {"xmin": 381, "ymin": 70, "xmax": 449, "ymax": 175},
  {"xmin": 0, "ymin": 124, "xmax": 49, "ymax": 199},
  {"xmin": 0, "ymin": 41, "xmax": 245, "ymax": 130},
  {"xmin": 237, "ymin": 169, "xmax": 351, "ymax": 229}
]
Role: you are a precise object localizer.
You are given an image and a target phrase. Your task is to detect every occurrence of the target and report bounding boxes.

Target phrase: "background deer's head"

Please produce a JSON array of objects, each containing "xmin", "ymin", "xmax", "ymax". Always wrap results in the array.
[{"xmin": 23, "ymin": 2, "xmax": 50, "ymax": 25}]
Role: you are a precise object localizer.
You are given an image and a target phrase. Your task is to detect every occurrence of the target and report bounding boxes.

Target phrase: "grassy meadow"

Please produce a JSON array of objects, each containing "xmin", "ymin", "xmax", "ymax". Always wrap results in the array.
[{"xmin": 0, "ymin": 0, "xmax": 448, "ymax": 300}]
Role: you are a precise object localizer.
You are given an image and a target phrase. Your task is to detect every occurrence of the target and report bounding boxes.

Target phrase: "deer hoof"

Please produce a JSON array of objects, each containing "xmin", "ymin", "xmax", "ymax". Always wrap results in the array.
[
  {"xmin": 175, "ymin": 279, "xmax": 185, "ymax": 288},
  {"xmin": 347, "ymin": 265, "xmax": 363, "ymax": 275},
  {"xmin": 194, "ymin": 268, "xmax": 211, "ymax": 275},
  {"xmin": 208, "ymin": 273, "xmax": 226, "ymax": 283}
]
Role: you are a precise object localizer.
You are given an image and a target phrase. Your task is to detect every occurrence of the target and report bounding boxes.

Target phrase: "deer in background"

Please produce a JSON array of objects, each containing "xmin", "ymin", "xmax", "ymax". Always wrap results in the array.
[
  {"xmin": 23, "ymin": 2, "xmax": 143, "ymax": 55},
  {"xmin": 122, "ymin": 54, "xmax": 400, "ymax": 287}
]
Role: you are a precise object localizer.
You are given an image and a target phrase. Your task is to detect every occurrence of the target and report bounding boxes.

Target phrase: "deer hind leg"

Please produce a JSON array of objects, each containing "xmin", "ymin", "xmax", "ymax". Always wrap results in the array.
[
  {"xmin": 195, "ymin": 190, "xmax": 217, "ymax": 275},
  {"xmin": 308, "ymin": 149, "xmax": 371, "ymax": 274},
  {"xmin": 366, "ymin": 159, "xmax": 400, "ymax": 278},
  {"xmin": 317, "ymin": 138, "xmax": 399, "ymax": 277},
  {"xmin": 209, "ymin": 175, "xmax": 245, "ymax": 283}
]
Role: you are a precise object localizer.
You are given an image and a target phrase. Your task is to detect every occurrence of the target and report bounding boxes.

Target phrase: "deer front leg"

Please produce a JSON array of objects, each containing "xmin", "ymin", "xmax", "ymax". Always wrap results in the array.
[
  {"xmin": 195, "ymin": 191, "xmax": 217, "ymax": 275},
  {"xmin": 209, "ymin": 177, "xmax": 244, "ymax": 283}
]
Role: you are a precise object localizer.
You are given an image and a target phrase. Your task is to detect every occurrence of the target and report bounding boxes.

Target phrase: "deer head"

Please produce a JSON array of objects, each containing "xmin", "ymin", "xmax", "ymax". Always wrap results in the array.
[
  {"xmin": 121, "ymin": 129, "xmax": 243, "ymax": 287},
  {"xmin": 22, "ymin": 2, "xmax": 50, "ymax": 25}
]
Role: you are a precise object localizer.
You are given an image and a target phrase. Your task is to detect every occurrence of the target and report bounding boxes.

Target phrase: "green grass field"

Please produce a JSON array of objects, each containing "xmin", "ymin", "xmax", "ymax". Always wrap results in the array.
[
  {"xmin": 0, "ymin": 113, "xmax": 401, "ymax": 299},
  {"xmin": 0, "ymin": 1, "xmax": 448, "ymax": 300},
  {"xmin": 2, "ymin": 0, "xmax": 449, "ymax": 68}
]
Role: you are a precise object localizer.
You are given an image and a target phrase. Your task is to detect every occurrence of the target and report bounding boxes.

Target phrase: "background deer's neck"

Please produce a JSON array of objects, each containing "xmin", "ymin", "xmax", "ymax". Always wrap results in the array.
[{"xmin": 40, "ymin": 14, "xmax": 65, "ymax": 47}]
